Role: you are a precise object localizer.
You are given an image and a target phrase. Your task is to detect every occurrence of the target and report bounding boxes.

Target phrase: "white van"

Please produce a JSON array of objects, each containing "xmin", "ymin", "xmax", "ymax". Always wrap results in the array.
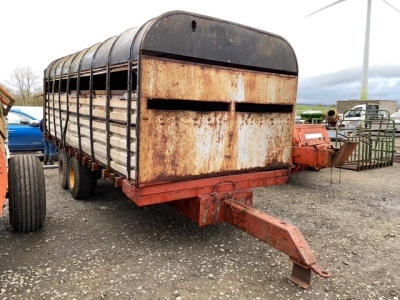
[
  {"xmin": 326, "ymin": 103, "xmax": 391, "ymax": 140},
  {"xmin": 342, "ymin": 103, "xmax": 389, "ymax": 126}
]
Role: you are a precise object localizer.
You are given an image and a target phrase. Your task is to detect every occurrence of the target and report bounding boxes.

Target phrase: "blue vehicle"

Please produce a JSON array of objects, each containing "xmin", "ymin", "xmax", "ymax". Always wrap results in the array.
[{"xmin": 7, "ymin": 108, "xmax": 43, "ymax": 152}]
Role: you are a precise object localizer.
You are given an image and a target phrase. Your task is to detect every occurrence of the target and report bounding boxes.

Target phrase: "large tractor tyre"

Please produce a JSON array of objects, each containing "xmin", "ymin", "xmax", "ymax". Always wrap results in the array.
[
  {"xmin": 8, "ymin": 155, "xmax": 46, "ymax": 232},
  {"xmin": 68, "ymin": 157, "xmax": 95, "ymax": 199},
  {"xmin": 58, "ymin": 150, "xmax": 69, "ymax": 190}
]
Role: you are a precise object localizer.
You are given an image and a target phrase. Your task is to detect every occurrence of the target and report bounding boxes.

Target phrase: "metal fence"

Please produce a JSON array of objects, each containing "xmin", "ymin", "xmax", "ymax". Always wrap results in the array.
[{"xmin": 334, "ymin": 117, "xmax": 396, "ymax": 171}]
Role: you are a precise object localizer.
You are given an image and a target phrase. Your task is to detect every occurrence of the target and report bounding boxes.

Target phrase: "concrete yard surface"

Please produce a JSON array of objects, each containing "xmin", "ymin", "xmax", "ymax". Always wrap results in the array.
[{"xmin": 0, "ymin": 160, "xmax": 399, "ymax": 299}]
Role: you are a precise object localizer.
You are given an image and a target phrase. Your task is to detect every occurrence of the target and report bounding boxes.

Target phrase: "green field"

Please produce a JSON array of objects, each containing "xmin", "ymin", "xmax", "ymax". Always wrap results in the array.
[{"xmin": 295, "ymin": 104, "xmax": 336, "ymax": 115}]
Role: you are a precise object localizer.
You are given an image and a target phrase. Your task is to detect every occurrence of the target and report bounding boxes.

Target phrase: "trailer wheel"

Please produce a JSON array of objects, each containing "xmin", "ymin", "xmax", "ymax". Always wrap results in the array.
[
  {"xmin": 68, "ymin": 157, "xmax": 94, "ymax": 199},
  {"xmin": 90, "ymin": 171, "xmax": 100, "ymax": 196},
  {"xmin": 58, "ymin": 150, "xmax": 69, "ymax": 190},
  {"xmin": 8, "ymin": 155, "xmax": 46, "ymax": 232}
]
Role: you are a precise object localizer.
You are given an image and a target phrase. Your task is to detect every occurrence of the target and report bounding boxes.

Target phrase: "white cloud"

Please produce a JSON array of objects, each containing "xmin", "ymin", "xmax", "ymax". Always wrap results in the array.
[{"xmin": 298, "ymin": 64, "xmax": 400, "ymax": 104}]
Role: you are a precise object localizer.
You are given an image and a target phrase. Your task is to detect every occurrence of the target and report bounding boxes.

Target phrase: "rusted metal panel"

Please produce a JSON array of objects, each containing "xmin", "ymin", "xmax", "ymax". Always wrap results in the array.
[
  {"xmin": 138, "ymin": 56, "xmax": 296, "ymax": 185},
  {"xmin": 0, "ymin": 140, "xmax": 7, "ymax": 215},
  {"xmin": 0, "ymin": 85, "xmax": 16, "ymax": 214},
  {"xmin": 236, "ymin": 113, "xmax": 293, "ymax": 169},
  {"xmin": 0, "ymin": 115, "xmax": 6, "ymax": 141},
  {"xmin": 140, "ymin": 56, "xmax": 297, "ymax": 104},
  {"xmin": 0, "ymin": 105, "xmax": 8, "ymax": 215}
]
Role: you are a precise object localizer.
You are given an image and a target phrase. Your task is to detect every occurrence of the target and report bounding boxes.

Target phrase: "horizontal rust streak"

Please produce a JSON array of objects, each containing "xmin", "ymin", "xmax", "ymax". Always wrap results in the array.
[{"xmin": 145, "ymin": 164, "xmax": 292, "ymax": 185}]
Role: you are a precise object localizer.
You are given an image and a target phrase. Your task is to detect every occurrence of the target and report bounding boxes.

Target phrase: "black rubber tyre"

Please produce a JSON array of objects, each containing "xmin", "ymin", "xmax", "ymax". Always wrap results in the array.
[
  {"xmin": 90, "ymin": 171, "xmax": 99, "ymax": 196},
  {"xmin": 58, "ymin": 150, "xmax": 69, "ymax": 190},
  {"xmin": 68, "ymin": 157, "xmax": 94, "ymax": 199},
  {"xmin": 8, "ymin": 155, "xmax": 46, "ymax": 232}
]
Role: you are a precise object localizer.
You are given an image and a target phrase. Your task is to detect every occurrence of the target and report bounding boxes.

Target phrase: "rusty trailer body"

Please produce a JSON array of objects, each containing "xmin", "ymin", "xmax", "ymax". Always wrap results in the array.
[
  {"xmin": 44, "ymin": 11, "xmax": 330, "ymax": 288},
  {"xmin": 0, "ymin": 85, "xmax": 13, "ymax": 215}
]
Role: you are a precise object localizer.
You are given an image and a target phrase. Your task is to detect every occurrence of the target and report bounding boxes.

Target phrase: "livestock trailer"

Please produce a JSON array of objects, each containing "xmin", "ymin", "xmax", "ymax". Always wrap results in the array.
[{"xmin": 44, "ymin": 10, "xmax": 332, "ymax": 288}]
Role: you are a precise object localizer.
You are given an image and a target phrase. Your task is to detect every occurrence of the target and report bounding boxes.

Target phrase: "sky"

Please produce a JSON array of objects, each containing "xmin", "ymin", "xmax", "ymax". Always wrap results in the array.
[{"xmin": 1, "ymin": 0, "xmax": 400, "ymax": 105}]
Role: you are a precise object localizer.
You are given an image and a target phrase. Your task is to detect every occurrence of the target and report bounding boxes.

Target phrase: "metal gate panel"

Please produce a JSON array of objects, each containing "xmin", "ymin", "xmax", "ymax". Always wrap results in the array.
[{"xmin": 334, "ymin": 119, "xmax": 396, "ymax": 171}]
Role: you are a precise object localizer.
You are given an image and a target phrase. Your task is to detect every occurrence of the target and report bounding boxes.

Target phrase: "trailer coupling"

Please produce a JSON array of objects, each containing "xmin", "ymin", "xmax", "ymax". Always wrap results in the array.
[{"xmin": 169, "ymin": 185, "xmax": 331, "ymax": 289}]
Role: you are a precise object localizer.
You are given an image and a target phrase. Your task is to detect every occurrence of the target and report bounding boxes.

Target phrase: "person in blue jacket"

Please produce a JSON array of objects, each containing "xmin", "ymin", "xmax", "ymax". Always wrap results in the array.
[{"xmin": 39, "ymin": 119, "xmax": 56, "ymax": 165}]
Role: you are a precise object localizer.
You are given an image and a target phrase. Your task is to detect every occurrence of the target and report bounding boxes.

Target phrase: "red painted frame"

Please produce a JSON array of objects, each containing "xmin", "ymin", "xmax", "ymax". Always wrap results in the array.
[{"xmin": 121, "ymin": 169, "xmax": 290, "ymax": 206}]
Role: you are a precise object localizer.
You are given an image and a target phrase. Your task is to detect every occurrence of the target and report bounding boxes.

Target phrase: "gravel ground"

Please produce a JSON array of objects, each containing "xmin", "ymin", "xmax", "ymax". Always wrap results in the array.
[{"xmin": 0, "ymin": 158, "xmax": 399, "ymax": 300}]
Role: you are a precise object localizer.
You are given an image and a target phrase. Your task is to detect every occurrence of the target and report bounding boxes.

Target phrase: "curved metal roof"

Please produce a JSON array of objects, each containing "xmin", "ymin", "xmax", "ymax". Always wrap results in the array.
[{"xmin": 45, "ymin": 11, "xmax": 298, "ymax": 78}]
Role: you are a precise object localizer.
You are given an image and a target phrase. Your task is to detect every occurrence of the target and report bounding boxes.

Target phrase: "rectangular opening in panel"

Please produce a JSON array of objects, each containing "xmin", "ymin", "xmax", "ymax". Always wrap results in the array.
[
  {"xmin": 148, "ymin": 99, "xmax": 230, "ymax": 112},
  {"xmin": 235, "ymin": 103, "xmax": 293, "ymax": 113}
]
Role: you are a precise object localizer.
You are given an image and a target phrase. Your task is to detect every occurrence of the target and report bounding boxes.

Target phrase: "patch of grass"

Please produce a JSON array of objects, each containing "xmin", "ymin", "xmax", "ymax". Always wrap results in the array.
[{"xmin": 295, "ymin": 104, "xmax": 336, "ymax": 115}]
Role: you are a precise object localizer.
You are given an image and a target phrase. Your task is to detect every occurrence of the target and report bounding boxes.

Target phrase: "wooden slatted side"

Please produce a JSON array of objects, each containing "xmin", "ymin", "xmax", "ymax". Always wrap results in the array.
[
  {"xmin": 48, "ymin": 93, "xmax": 138, "ymax": 123},
  {"xmin": 46, "ymin": 93, "xmax": 137, "ymax": 179}
]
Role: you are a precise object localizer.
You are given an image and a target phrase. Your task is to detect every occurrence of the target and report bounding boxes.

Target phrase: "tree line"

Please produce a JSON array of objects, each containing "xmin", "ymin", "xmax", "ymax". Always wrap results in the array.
[{"xmin": 0, "ymin": 66, "xmax": 42, "ymax": 106}]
